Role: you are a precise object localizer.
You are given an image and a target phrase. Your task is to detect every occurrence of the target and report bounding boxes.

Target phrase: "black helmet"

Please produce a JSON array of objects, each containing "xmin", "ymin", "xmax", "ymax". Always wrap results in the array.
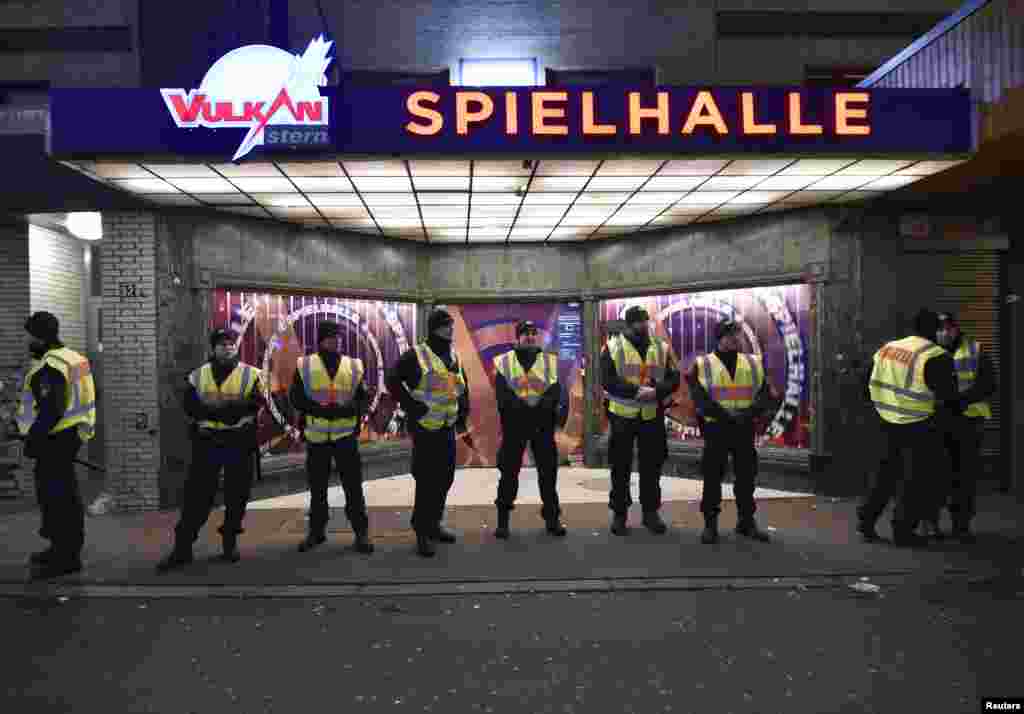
[
  {"xmin": 428, "ymin": 308, "xmax": 454, "ymax": 333},
  {"xmin": 317, "ymin": 320, "xmax": 340, "ymax": 343},
  {"xmin": 209, "ymin": 328, "xmax": 237, "ymax": 349},
  {"xmin": 515, "ymin": 319, "xmax": 538, "ymax": 337},
  {"xmin": 623, "ymin": 305, "xmax": 650, "ymax": 325},
  {"xmin": 24, "ymin": 311, "xmax": 60, "ymax": 343}
]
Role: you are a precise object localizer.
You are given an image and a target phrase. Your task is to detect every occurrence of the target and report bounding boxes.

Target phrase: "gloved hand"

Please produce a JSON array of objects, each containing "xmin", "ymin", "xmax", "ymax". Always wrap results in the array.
[
  {"xmin": 23, "ymin": 437, "xmax": 40, "ymax": 460},
  {"xmin": 409, "ymin": 402, "xmax": 430, "ymax": 421}
]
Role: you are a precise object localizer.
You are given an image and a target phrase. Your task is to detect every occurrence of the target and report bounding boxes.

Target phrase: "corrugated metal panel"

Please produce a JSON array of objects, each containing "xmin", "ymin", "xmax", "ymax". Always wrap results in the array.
[{"xmin": 906, "ymin": 251, "xmax": 1003, "ymax": 457}]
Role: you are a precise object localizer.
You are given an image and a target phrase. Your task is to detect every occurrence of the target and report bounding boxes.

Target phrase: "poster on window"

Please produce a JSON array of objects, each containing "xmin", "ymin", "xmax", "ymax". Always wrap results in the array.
[
  {"xmin": 598, "ymin": 285, "xmax": 811, "ymax": 448},
  {"xmin": 210, "ymin": 290, "xmax": 418, "ymax": 455},
  {"xmin": 445, "ymin": 303, "xmax": 587, "ymax": 468}
]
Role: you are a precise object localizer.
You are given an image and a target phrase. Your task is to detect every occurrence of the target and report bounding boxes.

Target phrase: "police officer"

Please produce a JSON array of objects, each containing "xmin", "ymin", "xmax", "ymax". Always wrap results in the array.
[
  {"xmin": 857, "ymin": 309, "xmax": 957, "ymax": 547},
  {"xmin": 929, "ymin": 312, "xmax": 996, "ymax": 543},
  {"xmin": 13, "ymin": 312, "xmax": 96, "ymax": 579},
  {"xmin": 687, "ymin": 319, "xmax": 779, "ymax": 544},
  {"xmin": 386, "ymin": 308, "xmax": 471, "ymax": 558},
  {"xmin": 493, "ymin": 319, "xmax": 567, "ymax": 539},
  {"xmin": 156, "ymin": 328, "xmax": 264, "ymax": 572},
  {"xmin": 601, "ymin": 305, "xmax": 680, "ymax": 536},
  {"xmin": 289, "ymin": 320, "xmax": 373, "ymax": 554}
]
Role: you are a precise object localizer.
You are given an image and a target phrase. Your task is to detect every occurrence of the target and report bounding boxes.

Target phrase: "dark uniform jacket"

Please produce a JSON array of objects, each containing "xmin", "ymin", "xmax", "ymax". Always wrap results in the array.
[
  {"xmin": 600, "ymin": 333, "xmax": 681, "ymax": 420},
  {"xmin": 25, "ymin": 344, "xmax": 69, "ymax": 455},
  {"xmin": 859, "ymin": 338, "xmax": 958, "ymax": 422},
  {"xmin": 685, "ymin": 350, "xmax": 779, "ymax": 425},
  {"xmin": 494, "ymin": 347, "xmax": 566, "ymax": 433},
  {"xmin": 183, "ymin": 358, "xmax": 264, "ymax": 446}
]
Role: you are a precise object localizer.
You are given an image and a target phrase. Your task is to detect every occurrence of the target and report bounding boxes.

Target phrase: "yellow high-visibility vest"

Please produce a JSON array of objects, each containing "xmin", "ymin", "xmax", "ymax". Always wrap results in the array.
[
  {"xmin": 189, "ymin": 362, "xmax": 259, "ymax": 431},
  {"xmin": 869, "ymin": 335, "xmax": 946, "ymax": 425},
  {"xmin": 953, "ymin": 338, "xmax": 992, "ymax": 420},
  {"xmin": 604, "ymin": 334, "xmax": 670, "ymax": 421},
  {"xmin": 409, "ymin": 342, "xmax": 465, "ymax": 430},
  {"xmin": 297, "ymin": 354, "xmax": 364, "ymax": 442},
  {"xmin": 16, "ymin": 348, "xmax": 96, "ymax": 441},
  {"xmin": 494, "ymin": 349, "xmax": 558, "ymax": 406},
  {"xmin": 696, "ymin": 352, "xmax": 764, "ymax": 423}
]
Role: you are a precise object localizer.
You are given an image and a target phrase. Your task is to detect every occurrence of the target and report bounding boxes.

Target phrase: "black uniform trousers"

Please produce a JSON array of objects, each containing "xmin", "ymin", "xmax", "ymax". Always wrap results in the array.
[
  {"xmin": 409, "ymin": 424, "xmax": 456, "ymax": 536},
  {"xmin": 607, "ymin": 413, "xmax": 667, "ymax": 515},
  {"xmin": 34, "ymin": 428, "xmax": 85, "ymax": 558},
  {"xmin": 175, "ymin": 432, "xmax": 254, "ymax": 546},
  {"xmin": 699, "ymin": 419, "xmax": 758, "ymax": 520},
  {"xmin": 936, "ymin": 415, "xmax": 985, "ymax": 529},
  {"xmin": 495, "ymin": 424, "xmax": 561, "ymax": 520},
  {"xmin": 859, "ymin": 418, "xmax": 940, "ymax": 536},
  {"xmin": 305, "ymin": 435, "xmax": 369, "ymax": 535}
]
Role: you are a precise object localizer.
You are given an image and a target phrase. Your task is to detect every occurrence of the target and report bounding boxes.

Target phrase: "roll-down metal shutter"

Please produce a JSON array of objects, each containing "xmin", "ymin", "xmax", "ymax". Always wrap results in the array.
[{"xmin": 904, "ymin": 250, "xmax": 1003, "ymax": 463}]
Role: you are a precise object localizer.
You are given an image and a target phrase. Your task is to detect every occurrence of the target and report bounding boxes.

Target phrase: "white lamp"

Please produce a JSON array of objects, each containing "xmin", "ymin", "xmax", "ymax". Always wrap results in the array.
[{"xmin": 65, "ymin": 212, "xmax": 103, "ymax": 241}]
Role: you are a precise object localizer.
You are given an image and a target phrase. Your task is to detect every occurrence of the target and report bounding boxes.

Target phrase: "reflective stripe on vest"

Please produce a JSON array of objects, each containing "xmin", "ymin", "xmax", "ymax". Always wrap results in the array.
[
  {"xmin": 696, "ymin": 352, "xmax": 763, "ymax": 423},
  {"xmin": 17, "ymin": 348, "xmax": 97, "ymax": 441},
  {"xmin": 954, "ymin": 338, "xmax": 992, "ymax": 420},
  {"xmin": 299, "ymin": 354, "xmax": 363, "ymax": 442},
  {"xmin": 869, "ymin": 336, "xmax": 944, "ymax": 424},
  {"xmin": 410, "ymin": 343, "xmax": 465, "ymax": 430},
  {"xmin": 189, "ymin": 362, "xmax": 258, "ymax": 431},
  {"xmin": 495, "ymin": 350, "xmax": 557, "ymax": 406},
  {"xmin": 604, "ymin": 334, "xmax": 668, "ymax": 421}
]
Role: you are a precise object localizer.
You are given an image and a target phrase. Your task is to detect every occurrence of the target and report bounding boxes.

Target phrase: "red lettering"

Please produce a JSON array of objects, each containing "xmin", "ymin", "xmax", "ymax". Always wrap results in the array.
[
  {"xmin": 294, "ymin": 101, "xmax": 323, "ymax": 122},
  {"xmin": 167, "ymin": 92, "xmax": 207, "ymax": 123},
  {"xmin": 243, "ymin": 101, "xmax": 266, "ymax": 123}
]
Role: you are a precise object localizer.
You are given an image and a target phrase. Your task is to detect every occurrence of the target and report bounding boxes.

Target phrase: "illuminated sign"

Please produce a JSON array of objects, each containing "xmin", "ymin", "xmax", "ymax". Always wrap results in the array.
[
  {"xmin": 404, "ymin": 88, "xmax": 871, "ymax": 139},
  {"xmin": 159, "ymin": 35, "xmax": 333, "ymax": 160}
]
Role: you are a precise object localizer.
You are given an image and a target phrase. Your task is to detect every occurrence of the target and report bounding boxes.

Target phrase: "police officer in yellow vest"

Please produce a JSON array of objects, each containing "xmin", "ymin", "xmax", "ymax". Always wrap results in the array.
[
  {"xmin": 157, "ymin": 328, "xmax": 264, "ymax": 572},
  {"xmin": 289, "ymin": 320, "xmax": 373, "ymax": 555},
  {"xmin": 857, "ymin": 309, "xmax": 958, "ymax": 547},
  {"xmin": 12, "ymin": 312, "xmax": 96, "ymax": 579},
  {"xmin": 930, "ymin": 312, "xmax": 996, "ymax": 543},
  {"xmin": 601, "ymin": 305, "xmax": 681, "ymax": 536},
  {"xmin": 386, "ymin": 308, "xmax": 471, "ymax": 558},
  {"xmin": 687, "ymin": 319, "xmax": 779, "ymax": 544},
  {"xmin": 493, "ymin": 319, "xmax": 568, "ymax": 539}
]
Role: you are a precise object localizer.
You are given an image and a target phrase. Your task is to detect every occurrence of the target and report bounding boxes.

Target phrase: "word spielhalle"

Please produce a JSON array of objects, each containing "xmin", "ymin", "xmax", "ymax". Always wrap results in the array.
[{"xmin": 405, "ymin": 88, "xmax": 871, "ymax": 139}]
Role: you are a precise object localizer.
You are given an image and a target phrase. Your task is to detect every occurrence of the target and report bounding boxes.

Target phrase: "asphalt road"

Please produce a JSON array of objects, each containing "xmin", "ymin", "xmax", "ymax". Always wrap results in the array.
[{"xmin": 4, "ymin": 575, "xmax": 1022, "ymax": 714}]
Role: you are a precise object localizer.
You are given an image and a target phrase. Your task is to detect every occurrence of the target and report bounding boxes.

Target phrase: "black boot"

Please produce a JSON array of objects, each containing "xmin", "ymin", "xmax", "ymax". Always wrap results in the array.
[
  {"xmin": 544, "ymin": 515, "xmax": 567, "ymax": 537},
  {"xmin": 494, "ymin": 508, "xmax": 511, "ymax": 540},
  {"xmin": 700, "ymin": 516, "xmax": 719, "ymax": 544},
  {"xmin": 31, "ymin": 554, "xmax": 83, "ymax": 580},
  {"xmin": 416, "ymin": 533, "xmax": 436, "ymax": 558},
  {"xmin": 298, "ymin": 531, "xmax": 326, "ymax": 553},
  {"xmin": 610, "ymin": 513, "xmax": 629, "ymax": 536},
  {"xmin": 920, "ymin": 519, "xmax": 945, "ymax": 541},
  {"xmin": 736, "ymin": 517, "xmax": 771, "ymax": 542},
  {"xmin": 952, "ymin": 521, "xmax": 976, "ymax": 544},
  {"xmin": 642, "ymin": 511, "xmax": 668, "ymax": 535},
  {"xmin": 156, "ymin": 545, "xmax": 193, "ymax": 573},
  {"xmin": 28, "ymin": 546, "xmax": 58, "ymax": 566},
  {"xmin": 856, "ymin": 518, "xmax": 881, "ymax": 543},
  {"xmin": 221, "ymin": 533, "xmax": 240, "ymax": 563},
  {"xmin": 432, "ymin": 525, "xmax": 457, "ymax": 544},
  {"xmin": 353, "ymin": 531, "xmax": 374, "ymax": 554}
]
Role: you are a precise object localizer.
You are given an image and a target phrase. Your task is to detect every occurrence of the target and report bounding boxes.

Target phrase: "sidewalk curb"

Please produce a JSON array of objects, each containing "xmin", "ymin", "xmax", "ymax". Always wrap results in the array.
[{"xmin": 0, "ymin": 568, "xmax": 1002, "ymax": 599}]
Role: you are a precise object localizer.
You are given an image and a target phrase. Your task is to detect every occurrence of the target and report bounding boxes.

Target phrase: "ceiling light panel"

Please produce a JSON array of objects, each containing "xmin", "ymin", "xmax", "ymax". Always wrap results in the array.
[
  {"xmin": 370, "ymin": 207, "xmax": 422, "ymax": 219},
  {"xmin": 625, "ymin": 192, "xmax": 686, "ymax": 205},
  {"xmin": 718, "ymin": 159, "xmax": 794, "ymax": 175},
  {"xmin": 413, "ymin": 175, "xmax": 471, "ymax": 191},
  {"xmin": 778, "ymin": 158, "xmax": 856, "ymax": 175},
  {"xmin": 309, "ymin": 194, "xmax": 366, "ymax": 206},
  {"xmin": 201, "ymin": 194, "xmax": 256, "ymax": 205},
  {"xmin": 250, "ymin": 193, "xmax": 311, "ymax": 207},
  {"xmin": 319, "ymin": 206, "xmax": 372, "ymax": 218},
  {"xmin": 521, "ymin": 193, "xmax": 575, "ymax": 205},
  {"xmin": 212, "ymin": 162, "xmax": 281, "ymax": 177},
  {"xmin": 597, "ymin": 160, "xmax": 663, "ymax": 175},
  {"xmin": 699, "ymin": 175, "xmax": 764, "ymax": 191},
  {"xmin": 111, "ymin": 178, "xmax": 179, "ymax": 194},
  {"xmin": 360, "ymin": 193, "xmax": 417, "ymax": 207},
  {"xmin": 861, "ymin": 175, "xmax": 925, "ymax": 190},
  {"xmin": 575, "ymin": 192, "xmax": 632, "ymax": 205},
  {"xmin": 470, "ymin": 193, "xmax": 522, "ymax": 205},
  {"xmin": 660, "ymin": 159, "xmax": 730, "ymax": 175},
  {"xmin": 350, "ymin": 175, "xmax": 412, "ymax": 192},
  {"xmin": 837, "ymin": 159, "xmax": 913, "ymax": 175},
  {"xmin": 232, "ymin": 177, "xmax": 296, "ymax": 193},
  {"xmin": 536, "ymin": 160, "xmax": 599, "ymax": 175},
  {"xmin": 642, "ymin": 176, "xmax": 707, "ymax": 191},
  {"xmin": 470, "ymin": 205, "xmax": 519, "ymax": 218},
  {"xmin": 509, "ymin": 228, "xmax": 555, "ymax": 240},
  {"xmin": 277, "ymin": 162, "xmax": 345, "ymax": 177},
  {"xmin": 471, "ymin": 176, "xmax": 526, "ymax": 191},
  {"xmin": 408, "ymin": 160, "xmax": 469, "ymax": 176},
  {"xmin": 779, "ymin": 190, "xmax": 846, "ymax": 204},
  {"xmin": 896, "ymin": 160, "xmax": 964, "ymax": 175},
  {"xmin": 530, "ymin": 176, "xmax": 589, "ymax": 192},
  {"xmin": 728, "ymin": 191, "xmax": 792, "ymax": 205},
  {"xmin": 586, "ymin": 176, "xmax": 647, "ymax": 191},
  {"xmin": 675, "ymin": 191, "xmax": 738, "ymax": 205},
  {"xmin": 342, "ymin": 160, "xmax": 407, "ymax": 175},
  {"xmin": 92, "ymin": 163, "xmax": 151, "ymax": 179},
  {"xmin": 417, "ymin": 192, "xmax": 469, "ymax": 205},
  {"xmin": 472, "ymin": 160, "xmax": 533, "ymax": 176},
  {"xmin": 292, "ymin": 177, "xmax": 354, "ymax": 192},
  {"xmin": 143, "ymin": 164, "xmax": 218, "ymax": 178},
  {"xmin": 755, "ymin": 175, "xmax": 823, "ymax": 190},
  {"xmin": 810, "ymin": 175, "xmax": 872, "ymax": 190},
  {"xmin": 169, "ymin": 177, "xmax": 239, "ymax": 193}
]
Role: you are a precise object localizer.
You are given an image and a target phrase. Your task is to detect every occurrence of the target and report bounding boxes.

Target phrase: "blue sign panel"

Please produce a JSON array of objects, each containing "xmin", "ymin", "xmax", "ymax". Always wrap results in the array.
[{"xmin": 49, "ymin": 85, "xmax": 971, "ymax": 159}]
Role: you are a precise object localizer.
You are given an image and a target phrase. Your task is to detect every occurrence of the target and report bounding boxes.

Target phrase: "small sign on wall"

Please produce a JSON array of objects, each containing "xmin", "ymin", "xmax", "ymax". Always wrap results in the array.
[
  {"xmin": 119, "ymin": 283, "xmax": 146, "ymax": 298},
  {"xmin": 899, "ymin": 214, "xmax": 931, "ymax": 238}
]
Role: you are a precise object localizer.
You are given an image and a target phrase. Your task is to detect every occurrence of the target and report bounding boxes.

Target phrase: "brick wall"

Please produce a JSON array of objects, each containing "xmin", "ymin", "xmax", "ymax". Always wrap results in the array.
[
  {"xmin": 28, "ymin": 225, "xmax": 86, "ymax": 354},
  {"xmin": 101, "ymin": 212, "xmax": 160, "ymax": 511},
  {"xmin": 0, "ymin": 223, "xmax": 30, "ymax": 379}
]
